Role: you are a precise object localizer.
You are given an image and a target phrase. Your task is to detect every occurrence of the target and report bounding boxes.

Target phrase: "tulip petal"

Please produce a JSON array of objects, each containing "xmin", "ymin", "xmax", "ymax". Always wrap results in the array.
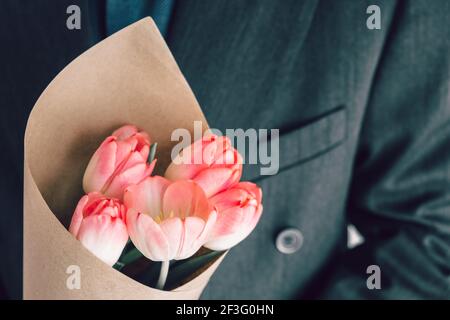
[
  {"xmin": 124, "ymin": 176, "xmax": 170, "ymax": 218},
  {"xmin": 216, "ymin": 148, "xmax": 235, "ymax": 166},
  {"xmin": 164, "ymin": 136, "xmax": 217, "ymax": 180},
  {"xmin": 83, "ymin": 137, "xmax": 117, "ymax": 193},
  {"xmin": 162, "ymin": 180, "xmax": 211, "ymax": 220},
  {"xmin": 204, "ymin": 207, "xmax": 255, "ymax": 251},
  {"xmin": 210, "ymin": 188, "xmax": 246, "ymax": 210},
  {"xmin": 204, "ymin": 231, "xmax": 246, "ymax": 251},
  {"xmin": 144, "ymin": 159, "xmax": 157, "ymax": 177},
  {"xmin": 193, "ymin": 167, "xmax": 238, "ymax": 198},
  {"xmin": 139, "ymin": 144, "xmax": 150, "ymax": 163},
  {"xmin": 105, "ymin": 162, "xmax": 149, "ymax": 200},
  {"xmin": 120, "ymin": 151, "xmax": 148, "ymax": 171},
  {"xmin": 196, "ymin": 210, "xmax": 217, "ymax": 246},
  {"xmin": 112, "ymin": 125, "xmax": 139, "ymax": 140},
  {"xmin": 84, "ymin": 192, "xmax": 109, "ymax": 213},
  {"xmin": 209, "ymin": 136, "xmax": 230, "ymax": 164},
  {"xmin": 177, "ymin": 216, "xmax": 205, "ymax": 260},
  {"xmin": 165, "ymin": 161, "xmax": 205, "ymax": 181},
  {"xmin": 133, "ymin": 132, "xmax": 151, "ymax": 159},
  {"xmin": 68, "ymin": 195, "xmax": 90, "ymax": 237},
  {"xmin": 209, "ymin": 205, "xmax": 262, "ymax": 252},
  {"xmin": 127, "ymin": 209, "xmax": 169, "ymax": 261},
  {"xmin": 214, "ymin": 207, "xmax": 246, "ymax": 236},
  {"xmin": 201, "ymin": 137, "xmax": 220, "ymax": 165},
  {"xmin": 77, "ymin": 214, "xmax": 128, "ymax": 266},
  {"xmin": 188, "ymin": 134, "xmax": 219, "ymax": 166},
  {"xmin": 88, "ymin": 199, "xmax": 107, "ymax": 215},
  {"xmin": 160, "ymin": 217, "xmax": 183, "ymax": 260},
  {"xmin": 114, "ymin": 139, "xmax": 134, "ymax": 168},
  {"xmin": 238, "ymin": 182, "xmax": 262, "ymax": 203},
  {"xmin": 204, "ymin": 182, "xmax": 263, "ymax": 251}
]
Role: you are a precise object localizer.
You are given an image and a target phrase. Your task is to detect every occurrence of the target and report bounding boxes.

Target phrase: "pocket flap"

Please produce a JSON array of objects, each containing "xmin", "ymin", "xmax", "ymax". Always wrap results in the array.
[{"xmin": 242, "ymin": 106, "xmax": 347, "ymax": 181}]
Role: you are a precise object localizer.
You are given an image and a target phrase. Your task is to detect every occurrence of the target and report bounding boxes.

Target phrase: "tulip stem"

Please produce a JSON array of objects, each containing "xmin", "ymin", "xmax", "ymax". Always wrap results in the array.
[{"xmin": 156, "ymin": 260, "xmax": 170, "ymax": 290}]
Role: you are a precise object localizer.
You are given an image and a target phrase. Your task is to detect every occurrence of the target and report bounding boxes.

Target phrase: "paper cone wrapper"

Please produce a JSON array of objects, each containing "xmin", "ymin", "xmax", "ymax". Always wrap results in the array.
[{"xmin": 24, "ymin": 18, "xmax": 225, "ymax": 300}]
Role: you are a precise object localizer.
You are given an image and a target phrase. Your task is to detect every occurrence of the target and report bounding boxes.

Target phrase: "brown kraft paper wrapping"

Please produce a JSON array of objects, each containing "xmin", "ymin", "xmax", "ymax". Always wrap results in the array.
[{"xmin": 24, "ymin": 18, "xmax": 225, "ymax": 300}]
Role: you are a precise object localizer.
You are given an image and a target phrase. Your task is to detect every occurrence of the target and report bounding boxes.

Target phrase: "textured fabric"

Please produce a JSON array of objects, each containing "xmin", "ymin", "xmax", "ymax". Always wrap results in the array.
[
  {"xmin": 166, "ymin": 0, "xmax": 450, "ymax": 299},
  {"xmin": 150, "ymin": 0, "xmax": 174, "ymax": 37},
  {"xmin": 0, "ymin": 0, "xmax": 105, "ymax": 299},
  {"xmin": 106, "ymin": 0, "xmax": 174, "ymax": 36},
  {"xmin": 0, "ymin": 0, "xmax": 449, "ymax": 299}
]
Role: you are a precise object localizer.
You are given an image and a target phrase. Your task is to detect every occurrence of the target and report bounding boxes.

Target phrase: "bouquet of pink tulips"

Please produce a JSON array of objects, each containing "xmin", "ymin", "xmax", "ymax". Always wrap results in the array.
[
  {"xmin": 23, "ymin": 17, "xmax": 255, "ymax": 299},
  {"xmin": 69, "ymin": 124, "xmax": 263, "ymax": 290}
]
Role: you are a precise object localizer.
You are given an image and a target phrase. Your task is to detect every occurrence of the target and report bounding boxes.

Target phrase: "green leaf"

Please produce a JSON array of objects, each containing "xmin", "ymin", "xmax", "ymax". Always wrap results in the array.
[
  {"xmin": 113, "ymin": 261, "xmax": 125, "ymax": 271},
  {"xmin": 119, "ymin": 247, "xmax": 144, "ymax": 265},
  {"xmin": 148, "ymin": 142, "xmax": 158, "ymax": 164},
  {"xmin": 165, "ymin": 250, "xmax": 224, "ymax": 290},
  {"xmin": 135, "ymin": 262, "xmax": 164, "ymax": 287}
]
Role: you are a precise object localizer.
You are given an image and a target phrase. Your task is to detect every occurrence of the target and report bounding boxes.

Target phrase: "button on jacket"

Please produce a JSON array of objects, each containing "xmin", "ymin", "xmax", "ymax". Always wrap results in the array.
[{"xmin": 0, "ymin": 0, "xmax": 449, "ymax": 299}]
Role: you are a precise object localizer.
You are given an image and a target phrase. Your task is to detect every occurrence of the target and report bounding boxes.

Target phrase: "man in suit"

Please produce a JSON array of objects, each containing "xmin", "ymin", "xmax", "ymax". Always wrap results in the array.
[{"xmin": 0, "ymin": 0, "xmax": 449, "ymax": 299}]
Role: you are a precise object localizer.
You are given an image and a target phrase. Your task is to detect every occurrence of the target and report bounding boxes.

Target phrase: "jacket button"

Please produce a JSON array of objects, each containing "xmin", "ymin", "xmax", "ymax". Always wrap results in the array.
[{"xmin": 276, "ymin": 228, "xmax": 303, "ymax": 254}]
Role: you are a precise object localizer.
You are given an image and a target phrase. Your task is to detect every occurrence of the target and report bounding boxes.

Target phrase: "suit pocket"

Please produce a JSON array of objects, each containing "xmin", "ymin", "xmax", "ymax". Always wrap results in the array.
[{"xmin": 242, "ymin": 106, "xmax": 347, "ymax": 181}]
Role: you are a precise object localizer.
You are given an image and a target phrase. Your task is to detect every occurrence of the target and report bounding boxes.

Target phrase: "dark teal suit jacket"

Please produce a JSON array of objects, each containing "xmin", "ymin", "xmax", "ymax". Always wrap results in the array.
[{"xmin": 0, "ymin": 0, "xmax": 449, "ymax": 299}]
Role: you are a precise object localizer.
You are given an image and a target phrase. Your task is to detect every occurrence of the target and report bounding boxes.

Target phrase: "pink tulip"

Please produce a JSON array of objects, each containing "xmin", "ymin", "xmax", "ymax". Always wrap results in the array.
[
  {"xmin": 83, "ymin": 125, "xmax": 155, "ymax": 200},
  {"xmin": 204, "ymin": 182, "xmax": 263, "ymax": 251},
  {"xmin": 69, "ymin": 192, "xmax": 128, "ymax": 266},
  {"xmin": 165, "ymin": 134, "xmax": 243, "ymax": 198},
  {"xmin": 124, "ymin": 177, "xmax": 217, "ymax": 261}
]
